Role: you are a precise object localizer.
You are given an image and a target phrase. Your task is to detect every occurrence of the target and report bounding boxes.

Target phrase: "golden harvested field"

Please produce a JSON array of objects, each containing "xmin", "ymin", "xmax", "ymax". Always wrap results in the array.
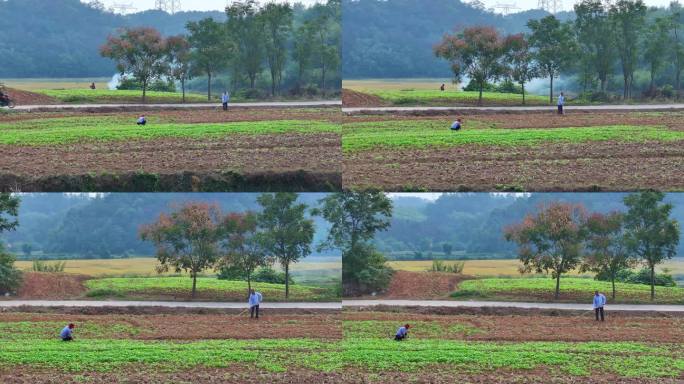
[
  {"xmin": 2, "ymin": 78, "xmax": 111, "ymax": 91},
  {"xmin": 15, "ymin": 258, "xmax": 341, "ymax": 277},
  {"xmin": 387, "ymin": 258, "xmax": 684, "ymax": 278}
]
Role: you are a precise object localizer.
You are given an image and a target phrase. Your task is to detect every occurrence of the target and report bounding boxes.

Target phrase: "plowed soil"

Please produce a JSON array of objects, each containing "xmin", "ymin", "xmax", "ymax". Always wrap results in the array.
[
  {"xmin": 3, "ymin": 88, "xmax": 57, "ymax": 105},
  {"xmin": 343, "ymin": 111, "xmax": 684, "ymax": 191},
  {"xmin": 0, "ymin": 109, "xmax": 341, "ymax": 192},
  {"xmin": 342, "ymin": 88, "xmax": 387, "ymax": 107},
  {"xmin": 378, "ymin": 271, "xmax": 473, "ymax": 299},
  {"xmin": 343, "ymin": 310, "xmax": 684, "ymax": 343},
  {"xmin": 14, "ymin": 272, "xmax": 88, "ymax": 299}
]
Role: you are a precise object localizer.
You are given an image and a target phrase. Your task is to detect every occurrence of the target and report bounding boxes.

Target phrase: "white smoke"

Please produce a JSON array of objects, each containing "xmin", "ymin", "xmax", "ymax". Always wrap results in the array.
[{"xmin": 107, "ymin": 73, "xmax": 122, "ymax": 90}]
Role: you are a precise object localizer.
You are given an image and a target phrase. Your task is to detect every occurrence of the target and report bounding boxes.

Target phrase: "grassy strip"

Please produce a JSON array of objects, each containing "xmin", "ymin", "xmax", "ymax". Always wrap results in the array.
[
  {"xmin": 343, "ymin": 320, "xmax": 484, "ymax": 339},
  {"xmin": 0, "ymin": 335, "xmax": 680, "ymax": 378},
  {"xmin": 358, "ymin": 89, "xmax": 549, "ymax": 105},
  {"xmin": 453, "ymin": 277, "xmax": 684, "ymax": 304},
  {"xmin": 343, "ymin": 120, "xmax": 683, "ymax": 152},
  {"xmin": 0, "ymin": 118, "xmax": 339, "ymax": 145},
  {"xmin": 84, "ymin": 277, "xmax": 336, "ymax": 302},
  {"xmin": 0, "ymin": 321, "xmax": 142, "ymax": 341},
  {"xmin": 34, "ymin": 89, "xmax": 210, "ymax": 104}
]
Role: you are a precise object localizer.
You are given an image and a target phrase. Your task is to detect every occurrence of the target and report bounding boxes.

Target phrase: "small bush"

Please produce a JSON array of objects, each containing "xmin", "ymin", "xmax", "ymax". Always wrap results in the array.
[
  {"xmin": 117, "ymin": 78, "xmax": 176, "ymax": 92},
  {"xmin": 253, "ymin": 266, "xmax": 294, "ymax": 285},
  {"xmin": 86, "ymin": 288, "xmax": 124, "ymax": 298},
  {"xmin": 430, "ymin": 260, "xmax": 465, "ymax": 274},
  {"xmin": 595, "ymin": 268, "xmax": 677, "ymax": 287},
  {"xmin": 0, "ymin": 250, "xmax": 22, "ymax": 295},
  {"xmin": 238, "ymin": 88, "xmax": 268, "ymax": 99},
  {"xmin": 31, "ymin": 260, "xmax": 66, "ymax": 273},
  {"xmin": 661, "ymin": 84, "xmax": 675, "ymax": 98}
]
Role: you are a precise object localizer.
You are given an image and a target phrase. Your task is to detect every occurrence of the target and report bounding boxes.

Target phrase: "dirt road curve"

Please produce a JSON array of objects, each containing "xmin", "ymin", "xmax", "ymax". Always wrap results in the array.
[
  {"xmin": 12, "ymin": 100, "xmax": 341, "ymax": 111},
  {"xmin": 343, "ymin": 299, "xmax": 684, "ymax": 312},
  {"xmin": 0, "ymin": 300, "xmax": 342, "ymax": 309},
  {"xmin": 343, "ymin": 104, "xmax": 684, "ymax": 114}
]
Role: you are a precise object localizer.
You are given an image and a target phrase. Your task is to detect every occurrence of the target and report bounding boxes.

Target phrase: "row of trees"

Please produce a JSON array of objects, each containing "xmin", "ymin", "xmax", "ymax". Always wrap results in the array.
[
  {"xmin": 0, "ymin": 194, "xmax": 21, "ymax": 295},
  {"xmin": 435, "ymin": 0, "xmax": 684, "ymax": 104},
  {"xmin": 505, "ymin": 191, "xmax": 680, "ymax": 300},
  {"xmin": 140, "ymin": 193, "xmax": 314, "ymax": 298},
  {"xmin": 101, "ymin": 0, "xmax": 340, "ymax": 102}
]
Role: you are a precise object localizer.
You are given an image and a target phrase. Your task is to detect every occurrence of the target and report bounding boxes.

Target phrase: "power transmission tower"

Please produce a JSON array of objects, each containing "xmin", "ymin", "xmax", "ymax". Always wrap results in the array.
[
  {"xmin": 155, "ymin": 0, "xmax": 182, "ymax": 14},
  {"xmin": 110, "ymin": 2, "xmax": 137, "ymax": 14},
  {"xmin": 495, "ymin": 3, "xmax": 521, "ymax": 15},
  {"xmin": 538, "ymin": 0, "xmax": 562, "ymax": 14}
]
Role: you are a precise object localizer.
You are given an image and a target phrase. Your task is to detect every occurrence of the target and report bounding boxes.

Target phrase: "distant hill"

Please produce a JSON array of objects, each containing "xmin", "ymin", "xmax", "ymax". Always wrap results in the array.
[
  {"xmin": 342, "ymin": 0, "xmax": 572, "ymax": 78},
  {"xmin": 0, "ymin": 0, "xmax": 225, "ymax": 77}
]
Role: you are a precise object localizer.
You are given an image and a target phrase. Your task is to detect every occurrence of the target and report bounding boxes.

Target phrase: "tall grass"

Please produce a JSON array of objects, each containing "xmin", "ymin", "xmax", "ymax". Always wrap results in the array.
[
  {"xmin": 430, "ymin": 260, "xmax": 465, "ymax": 274},
  {"xmin": 31, "ymin": 260, "xmax": 66, "ymax": 272}
]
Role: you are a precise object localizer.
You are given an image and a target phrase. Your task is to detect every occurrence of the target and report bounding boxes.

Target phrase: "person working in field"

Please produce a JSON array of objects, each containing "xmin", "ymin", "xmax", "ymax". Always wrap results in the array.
[
  {"xmin": 90, "ymin": 82, "xmax": 96, "ymax": 90},
  {"xmin": 222, "ymin": 91, "xmax": 230, "ymax": 111},
  {"xmin": 440, "ymin": 83, "xmax": 445, "ymax": 91},
  {"xmin": 136, "ymin": 115, "xmax": 147, "ymax": 126},
  {"xmin": 557, "ymin": 92, "xmax": 565, "ymax": 115},
  {"xmin": 450, "ymin": 118, "xmax": 462, "ymax": 131},
  {"xmin": 60, "ymin": 323, "xmax": 75, "ymax": 341},
  {"xmin": 248, "ymin": 289, "xmax": 263, "ymax": 319},
  {"xmin": 395, "ymin": 324, "xmax": 410, "ymax": 341},
  {"xmin": 593, "ymin": 290, "xmax": 606, "ymax": 322}
]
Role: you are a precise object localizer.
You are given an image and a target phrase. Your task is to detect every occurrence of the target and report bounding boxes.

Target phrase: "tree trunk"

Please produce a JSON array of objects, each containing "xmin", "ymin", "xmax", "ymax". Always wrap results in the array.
[
  {"xmin": 600, "ymin": 77, "xmax": 607, "ymax": 92},
  {"xmin": 321, "ymin": 64, "xmax": 326, "ymax": 92},
  {"xmin": 250, "ymin": 75, "xmax": 256, "ymax": 89},
  {"xmin": 142, "ymin": 79, "xmax": 147, "ymax": 104},
  {"xmin": 181, "ymin": 78, "xmax": 186, "ymax": 104},
  {"xmin": 271, "ymin": 69, "xmax": 277, "ymax": 96},
  {"xmin": 677, "ymin": 69, "xmax": 681, "ymax": 99},
  {"xmin": 285, "ymin": 263, "xmax": 289, "ymax": 298},
  {"xmin": 521, "ymin": 83, "xmax": 526, "ymax": 106},
  {"xmin": 611, "ymin": 271, "xmax": 616, "ymax": 300},
  {"xmin": 549, "ymin": 75, "xmax": 554, "ymax": 105},
  {"xmin": 554, "ymin": 274, "xmax": 561, "ymax": 300},
  {"xmin": 650, "ymin": 265, "xmax": 655, "ymax": 301},
  {"xmin": 247, "ymin": 274, "xmax": 252, "ymax": 297},
  {"xmin": 191, "ymin": 271, "xmax": 197, "ymax": 299},
  {"xmin": 478, "ymin": 82, "xmax": 483, "ymax": 105},
  {"xmin": 207, "ymin": 72, "xmax": 212, "ymax": 101},
  {"xmin": 623, "ymin": 74, "xmax": 629, "ymax": 100}
]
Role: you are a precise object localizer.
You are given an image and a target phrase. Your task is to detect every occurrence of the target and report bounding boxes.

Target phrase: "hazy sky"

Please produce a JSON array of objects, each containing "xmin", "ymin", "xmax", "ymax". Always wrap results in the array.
[
  {"xmin": 476, "ymin": 0, "xmax": 672, "ymax": 13},
  {"xmin": 92, "ymin": 0, "xmax": 322, "ymax": 13}
]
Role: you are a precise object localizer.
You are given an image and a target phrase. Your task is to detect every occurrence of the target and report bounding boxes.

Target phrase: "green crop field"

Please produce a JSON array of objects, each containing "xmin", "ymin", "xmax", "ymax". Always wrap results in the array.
[
  {"xmin": 342, "ymin": 120, "xmax": 683, "ymax": 152},
  {"xmin": 34, "ymin": 89, "xmax": 210, "ymax": 104},
  {"xmin": 0, "ymin": 117, "xmax": 339, "ymax": 146},
  {"xmin": 84, "ymin": 277, "xmax": 337, "ymax": 302},
  {"xmin": 1, "ymin": 322, "xmax": 681, "ymax": 380},
  {"xmin": 453, "ymin": 277, "xmax": 684, "ymax": 304},
  {"xmin": 364, "ymin": 89, "xmax": 548, "ymax": 105}
]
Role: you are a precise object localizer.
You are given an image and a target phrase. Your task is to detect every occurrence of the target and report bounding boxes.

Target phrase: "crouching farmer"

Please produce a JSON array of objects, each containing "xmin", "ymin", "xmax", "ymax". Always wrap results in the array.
[
  {"xmin": 248, "ymin": 289, "xmax": 262, "ymax": 319},
  {"xmin": 395, "ymin": 324, "xmax": 410, "ymax": 341},
  {"xmin": 60, "ymin": 323, "xmax": 75, "ymax": 341}
]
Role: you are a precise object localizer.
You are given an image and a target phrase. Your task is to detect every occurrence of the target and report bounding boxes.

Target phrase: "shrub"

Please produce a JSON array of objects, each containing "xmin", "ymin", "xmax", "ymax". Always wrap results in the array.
[
  {"xmin": 661, "ymin": 84, "xmax": 675, "ymax": 98},
  {"xmin": 117, "ymin": 78, "xmax": 176, "ymax": 92},
  {"xmin": 0, "ymin": 250, "xmax": 22, "ymax": 295},
  {"xmin": 253, "ymin": 266, "xmax": 294, "ymax": 285},
  {"xmin": 32, "ymin": 260, "xmax": 67, "ymax": 272},
  {"xmin": 238, "ymin": 88, "xmax": 268, "ymax": 99},
  {"xmin": 430, "ymin": 260, "xmax": 465, "ymax": 274},
  {"xmin": 595, "ymin": 268, "xmax": 677, "ymax": 287}
]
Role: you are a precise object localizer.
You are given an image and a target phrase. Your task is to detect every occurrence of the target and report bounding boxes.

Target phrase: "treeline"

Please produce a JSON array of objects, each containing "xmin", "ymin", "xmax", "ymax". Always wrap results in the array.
[
  {"xmin": 375, "ymin": 193, "xmax": 684, "ymax": 259},
  {"xmin": 1, "ymin": 193, "xmax": 333, "ymax": 259},
  {"xmin": 435, "ymin": 0, "xmax": 684, "ymax": 103},
  {"xmin": 101, "ymin": 0, "xmax": 340, "ymax": 101},
  {"xmin": 505, "ymin": 191, "xmax": 680, "ymax": 300}
]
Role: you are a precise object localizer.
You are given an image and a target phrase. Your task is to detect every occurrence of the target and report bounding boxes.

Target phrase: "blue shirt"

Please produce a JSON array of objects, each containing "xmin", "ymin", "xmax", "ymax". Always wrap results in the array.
[
  {"xmin": 249, "ymin": 292, "xmax": 262, "ymax": 306},
  {"xmin": 222, "ymin": 93, "xmax": 229, "ymax": 103},
  {"xmin": 396, "ymin": 326, "xmax": 408, "ymax": 337},
  {"xmin": 137, "ymin": 117, "xmax": 146, "ymax": 124},
  {"xmin": 593, "ymin": 294, "xmax": 606, "ymax": 308},
  {"xmin": 60, "ymin": 326, "xmax": 72, "ymax": 339},
  {"xmin": 558, "ymin": 95, "xmax": 565, "ymax": 106},
  {"xmin": 450, "ymin": 121, "xmax": 461, "ymax": 130}
]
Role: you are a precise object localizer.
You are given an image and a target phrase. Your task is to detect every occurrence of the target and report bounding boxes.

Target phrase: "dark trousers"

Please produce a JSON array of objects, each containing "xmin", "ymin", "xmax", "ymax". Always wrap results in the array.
[
  {"xmin": 62, "ymin": 336, "xmax": 73, "ymax": 342},
  {"xmin": 137, "ymin": 121, "xmax": 146, "ymax": 126},
  {"xmin": 595, "ymin": 307, "xmax": 605, "ymax": 321},
  {"xmin": 557, "ymin": 105, "xmax": 564, "ymax": 114},
  {"xmin": 250, "ymin": 305, "xmax": 259, "ymax": 319},
  {"xmin": 222, "ymin": 102, "xmax": 228, "ymax": 111},
  {"xmin": 394, "ymin": 334, "xmax": 406, "ymax": 341}
]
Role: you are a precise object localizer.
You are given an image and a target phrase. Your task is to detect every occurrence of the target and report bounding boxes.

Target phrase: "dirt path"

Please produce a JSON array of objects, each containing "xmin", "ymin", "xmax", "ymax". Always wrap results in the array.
[
  {"xmin": 343, "ymin": 104, "xmax": 684, "ymax": 113},
  {"xmin": 12, "ymin": 100, "xmax": 340, "ymax": 112},
  {"xmin": 0, "ymin": 300, "xmax": 341, "ymax": 309}
]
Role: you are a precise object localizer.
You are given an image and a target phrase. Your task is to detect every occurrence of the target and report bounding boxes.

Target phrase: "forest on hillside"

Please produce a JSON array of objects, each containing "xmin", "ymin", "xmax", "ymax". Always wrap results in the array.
[
  {"xmin": 378, "ymin": 193, "xmax": 684, "ymax": 259},
  {"xmin": 1, "ymin": 193, "xmax": 334, "ymax": 259}
]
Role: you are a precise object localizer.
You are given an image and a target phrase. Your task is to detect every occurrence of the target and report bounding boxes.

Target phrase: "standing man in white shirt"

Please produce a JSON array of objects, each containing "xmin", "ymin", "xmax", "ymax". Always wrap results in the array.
[
  {"xmin": 222, "ymin": 90, "xmax": 230, "ymax": 111},
  {"xmin": 593, "ymin": 290, "xmax": 606, "ymax": 321},
  {"xmin": 248, "ymin": 289, "xmax": 263, "ymax": 319},
  {"xmin": 557, "ymin": 92, "xmax": 565, "ymax": 115}
]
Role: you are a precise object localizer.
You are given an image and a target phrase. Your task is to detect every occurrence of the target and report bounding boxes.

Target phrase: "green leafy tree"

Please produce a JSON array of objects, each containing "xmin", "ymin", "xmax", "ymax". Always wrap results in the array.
[
  {"xmin": 100, "ymin": 27, "xmax": 169, "ymax": 103},
  {"xmin": 643, "ymin": 17, "xmax": 670, "ymax": 93},
  {"xmin": 504, "ymin": 33, "xmax": 538, "ymax": 105},
  {"xmin": 260, "ymin": 2, "xmax": 293, "ymax": 96},
  {"xmin": 574, "ymin": 0, "xmax": 616, "ymax": 92},
  {"xmin": 434, "ymin": 26, "xmax": 508, "ymax": 105},
  {"xmin": 580, "ymin": 211, "xmax": 634, "ymax": 299},
  {"xmin": 609, "ymin": 0, "xmax": 647, "ymax": 99},
  {"xmin": 226, "ymin": 1, "xmax": 265, "ymax": 89},
  {"xmin": 292, "ymin": 21, "xmax": 315, "ymax": 90},
  {"xmin": 0, "ymin": 193, "xmax": 21, "ymax": 295},
  {"xmin": 623, "ymin": 191, "xmax": 680, "ymax": 300},
  {"xmin": 21, "ymin": 243, "xmax": 32, "ymax": 258},
  {"xmin": 317, "ymin": 191, "xmax": 393, "ymax": 296},
  {"xmin": 311, "ymin": 7, "xmax": 340, "ymax": 91},
  {"xmin": 442, "ymin": 242, "xmax": 453, "ymax": 256},
  {"xmin": 669, "ymin": 1, "xmax": 684, "ymax": 97},
  {"xmin": 527, "ymin": 16, "xmax": 576, "ymax": 104},
  {"xmin": 140, "ymin": 202, "xmax": 221, "ymax": 299},
  {"xmin": 166, "ymin": 35, "xmax": 193, "ymax": 103},
  {"xmin": 505, "ymin": 202, "xmax": 588, "ymax": 299},
  {"xmin": 218, "ymin": 211, "xmax": 269, "ymax": 295},
  {"xmin": 187, "ymin": 18, "xmax": 229, "ymax": 101},
  {"xmin": 257, "ymin": 193, "xmax": 314, "ymax": 298}
]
